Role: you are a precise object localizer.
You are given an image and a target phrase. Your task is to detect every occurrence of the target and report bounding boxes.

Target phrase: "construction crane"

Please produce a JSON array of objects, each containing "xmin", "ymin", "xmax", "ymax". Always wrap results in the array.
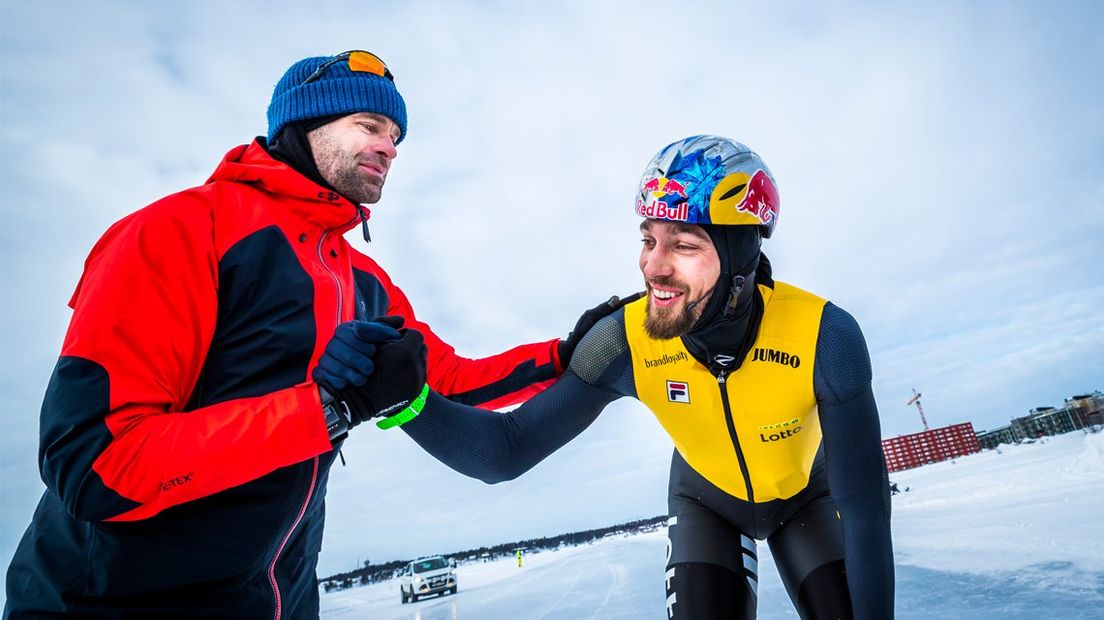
[{"xmin": 906, "ymin": 388, "xmax": 930, "ymax": 431}]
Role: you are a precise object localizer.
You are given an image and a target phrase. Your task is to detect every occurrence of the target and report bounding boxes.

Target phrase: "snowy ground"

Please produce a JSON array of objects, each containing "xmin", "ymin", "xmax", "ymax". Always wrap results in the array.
[{"xmin": 321, "ymin": 430, "xmax": 1104, "ymax": 618}]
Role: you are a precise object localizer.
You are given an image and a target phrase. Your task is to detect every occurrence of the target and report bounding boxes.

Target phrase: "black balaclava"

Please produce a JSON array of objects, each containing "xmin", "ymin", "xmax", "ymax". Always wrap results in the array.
[
  {"xmin": 264, "ymin": 115, "xmax": 375, "ymax": 242},
  {"xmin": 263, "ymin": 115, "xmax": 342, "ymax": 192},
  {"xmin": 681, "ymin": 225, "xmax": 773, "ymax": 374}
]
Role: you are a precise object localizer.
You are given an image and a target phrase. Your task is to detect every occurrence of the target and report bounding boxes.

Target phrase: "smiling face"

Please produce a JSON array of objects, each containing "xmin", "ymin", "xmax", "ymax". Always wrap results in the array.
[
  {"xmin": 307, "ymin": 112, "xmax": 401, "ymax": 204},
  {"xmin": 638, "ymin": 220, "xmax": 721, "ymax": 339}
]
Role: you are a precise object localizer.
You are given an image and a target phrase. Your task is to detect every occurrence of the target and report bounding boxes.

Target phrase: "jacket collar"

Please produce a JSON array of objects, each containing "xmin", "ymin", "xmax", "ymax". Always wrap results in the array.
[{"xmin": 207, "ymin": 139, "xmax": 371, "ymax": 233}]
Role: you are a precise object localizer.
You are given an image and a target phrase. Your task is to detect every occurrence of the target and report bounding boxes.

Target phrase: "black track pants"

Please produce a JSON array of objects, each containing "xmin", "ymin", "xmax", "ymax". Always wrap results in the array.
[{"xmin": 665, "ymin": 452, "xmax": 853, "ymax": 619}]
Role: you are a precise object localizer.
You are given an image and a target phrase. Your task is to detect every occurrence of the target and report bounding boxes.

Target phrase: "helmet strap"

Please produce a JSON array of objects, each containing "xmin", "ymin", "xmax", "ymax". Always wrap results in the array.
[
  {"xmin": 721, "ymin": 247, "xmax": 761, "ymax": 319},
  {"xmin": 722, "ymin": 275, "xmax": 747, "ymax": 319}
]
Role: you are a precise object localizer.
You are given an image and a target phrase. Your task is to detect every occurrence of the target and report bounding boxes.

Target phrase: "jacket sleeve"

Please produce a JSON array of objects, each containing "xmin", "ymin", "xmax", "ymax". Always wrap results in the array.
[
  {"xmin": 814, "ymin": 303, "xmax": 895, "ymax": 619},
  {"xmin": 353, "ymin": 252, "xmax": 563, "ymax": 410},
  {"xmin": 39, "ymin": 198, "xmax": 333, "ymax": 524}
]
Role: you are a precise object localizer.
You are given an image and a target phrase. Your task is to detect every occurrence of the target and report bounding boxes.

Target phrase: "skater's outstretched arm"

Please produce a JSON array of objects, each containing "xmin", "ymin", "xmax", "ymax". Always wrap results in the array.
[{"xmin": 402, "ymin": 312, "xmax": 635, "ymax": 483}]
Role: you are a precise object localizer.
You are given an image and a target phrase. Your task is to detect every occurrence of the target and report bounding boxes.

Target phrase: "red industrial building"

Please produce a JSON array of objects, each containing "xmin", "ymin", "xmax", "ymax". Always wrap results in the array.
[{"xmin": 881, "ymin": 422, "xmax": 981, "ymax": 473}]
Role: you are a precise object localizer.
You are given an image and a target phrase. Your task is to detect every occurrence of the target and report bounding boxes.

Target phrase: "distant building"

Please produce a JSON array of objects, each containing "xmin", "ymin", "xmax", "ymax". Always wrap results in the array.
[
  {"xmin": 1068, "ymin": 392, "xmax": 1104, "ymax": 427},
  {"xmin": 975, "ymin": 425, "xmax": 1023, "ymax": 450},
  {"xmin": 881, "ymin": 422, "xmax": 981, "ymax": 472},
  {"xmin": 976, "ymin": 391, "xmax": 1103, "ymax": 449}
]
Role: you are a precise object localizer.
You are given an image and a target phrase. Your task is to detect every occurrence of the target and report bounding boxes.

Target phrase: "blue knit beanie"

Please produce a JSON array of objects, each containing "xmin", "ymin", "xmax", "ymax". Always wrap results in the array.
[{"xmin": 266, "ymin": 54, "xmax": 407, "ymax": 144}]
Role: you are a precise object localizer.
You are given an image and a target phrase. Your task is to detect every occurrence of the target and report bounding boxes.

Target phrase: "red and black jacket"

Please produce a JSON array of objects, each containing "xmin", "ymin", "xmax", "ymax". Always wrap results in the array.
[{"xmin": 4, "ymin": 141, "xmax": 561, "ymax": 619}]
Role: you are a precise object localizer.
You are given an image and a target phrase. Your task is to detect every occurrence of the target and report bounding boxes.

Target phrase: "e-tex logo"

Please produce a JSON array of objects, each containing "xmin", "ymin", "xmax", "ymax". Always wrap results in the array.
[
  {"xmin": 666, "ymin": 380, "xmax": 690, "ymax": 404},
  {"xmin": 160, "ymin": 473, "xmax": 194, "ymax": 492}
]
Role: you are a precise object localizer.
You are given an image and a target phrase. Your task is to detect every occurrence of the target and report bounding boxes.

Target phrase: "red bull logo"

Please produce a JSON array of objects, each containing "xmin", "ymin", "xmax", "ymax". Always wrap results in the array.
[
  {"xmin": 660, "ymin": 178, "xmax": 687, "ymax": 198},
  {"xmin": 637, "ymin": 197, "xmax": 689, "ymax": 222},
  {"xmin": 734, "ymin": 169, "xmax": 779, "ymax": 225},
  {"xmin": 639, "ymin": 175, "xmax": 691, "ymax": 222},
  {"xmin": 642, "ymin": 176, "xmax": 689, "ymax": 199}
]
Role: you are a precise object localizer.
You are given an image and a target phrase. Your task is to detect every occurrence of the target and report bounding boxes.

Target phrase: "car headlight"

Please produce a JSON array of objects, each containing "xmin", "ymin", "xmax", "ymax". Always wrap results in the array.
[
  {"xmin": 414, "ymin": 576, "xmax": 423, "ymax": 583},
  {"xmin": 449, "ymin": 569, "xmax": 456, "ymax": 575}
]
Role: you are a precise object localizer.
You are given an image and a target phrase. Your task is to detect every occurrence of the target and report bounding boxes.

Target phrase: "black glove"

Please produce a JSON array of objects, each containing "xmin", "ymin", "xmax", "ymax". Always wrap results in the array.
[
  {"xmin": 318, "ymin": 316, "xmax": 428, "ymax": 439},
  {"xmin": 558, "ymin": 292, "xmax": 644, "ymax": 367},
  {"xmin": 313, "ymin": 317, "xmax": 403, "ymax": 390}
]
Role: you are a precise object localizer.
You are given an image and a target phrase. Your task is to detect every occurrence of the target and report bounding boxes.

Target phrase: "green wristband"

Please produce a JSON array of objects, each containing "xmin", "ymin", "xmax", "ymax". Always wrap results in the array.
[{"xmin": 377, "ymin": 383, "xmax": 430, "ymax": 430}]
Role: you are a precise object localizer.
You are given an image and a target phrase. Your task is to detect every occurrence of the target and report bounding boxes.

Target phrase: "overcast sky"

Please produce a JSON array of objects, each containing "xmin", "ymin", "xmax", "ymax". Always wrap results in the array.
[{"xmin": 2, "ymin": 1, "xmax": 1101, "ymax": 579}]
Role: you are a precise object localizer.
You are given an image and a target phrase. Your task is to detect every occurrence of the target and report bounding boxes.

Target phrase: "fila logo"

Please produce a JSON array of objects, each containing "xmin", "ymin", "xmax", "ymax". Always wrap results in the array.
[{"xmin": 666, "ymin": 380, "xmax": 690, "ymax": 404}]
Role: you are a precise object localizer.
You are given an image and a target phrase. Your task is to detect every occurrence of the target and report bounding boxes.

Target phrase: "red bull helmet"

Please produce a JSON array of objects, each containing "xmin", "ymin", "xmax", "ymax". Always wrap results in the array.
[{"xmin": 636, "ymin": 135, "xmax": 780, "ymax": 238}]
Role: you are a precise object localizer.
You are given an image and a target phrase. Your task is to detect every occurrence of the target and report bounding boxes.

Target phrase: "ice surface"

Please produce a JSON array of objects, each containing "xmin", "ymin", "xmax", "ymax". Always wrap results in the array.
[
  {"xmin": 321, "ymin": 430, "xmax": 1104, "ymax": 618},
  {"xmin": 891, "ymin": 431, "xmax": 1104, "ymax": 576}
]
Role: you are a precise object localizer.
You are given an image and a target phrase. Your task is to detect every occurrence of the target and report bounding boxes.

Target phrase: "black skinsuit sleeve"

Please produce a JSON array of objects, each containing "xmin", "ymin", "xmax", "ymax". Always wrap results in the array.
[
  {"xmin": 401, "ymin": 311, "xmax": 633, "ymax": 484},
  {"xmin": 814, "ymin": 303, "xmax": 895, "ymax": 619}
]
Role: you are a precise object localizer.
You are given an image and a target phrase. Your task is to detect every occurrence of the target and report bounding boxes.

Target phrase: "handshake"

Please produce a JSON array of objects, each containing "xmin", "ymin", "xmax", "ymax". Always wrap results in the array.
[
  {"xmin": 314, "ymin": 316, "xmax": 429, "ymax": 440},
  {"xmin": 313, "ymin": 294, "xmax": 642, "ymax": 441}
]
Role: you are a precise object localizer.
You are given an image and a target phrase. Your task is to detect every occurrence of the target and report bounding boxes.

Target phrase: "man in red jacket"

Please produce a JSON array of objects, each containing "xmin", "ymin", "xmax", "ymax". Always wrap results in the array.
[{"xmin": 4, "ymin": 50, "xmax": 613, "ymax": 619}]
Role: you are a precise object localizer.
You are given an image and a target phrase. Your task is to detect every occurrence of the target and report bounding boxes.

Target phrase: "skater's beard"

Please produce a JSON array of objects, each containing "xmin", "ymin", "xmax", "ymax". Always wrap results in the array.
[{"xmin": 644, "ymin": 276, "xmax": 710, "ymax": 340}]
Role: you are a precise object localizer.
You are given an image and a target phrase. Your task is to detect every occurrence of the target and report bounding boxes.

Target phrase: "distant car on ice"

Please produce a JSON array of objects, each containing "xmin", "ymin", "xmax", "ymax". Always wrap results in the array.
[{"xmin": 400, "ymin": 556, "xmax": 457, "ymax": 603}]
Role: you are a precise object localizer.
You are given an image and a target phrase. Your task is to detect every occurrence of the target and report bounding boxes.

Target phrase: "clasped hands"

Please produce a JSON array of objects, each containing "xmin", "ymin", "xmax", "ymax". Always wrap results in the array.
[
  {"xmin": 314, "ymin": 292, "xmax": 642, "ymax": 436},
  {"xmin": 314, "ymin": 316, "xmax": 428, "ymax": 433}
]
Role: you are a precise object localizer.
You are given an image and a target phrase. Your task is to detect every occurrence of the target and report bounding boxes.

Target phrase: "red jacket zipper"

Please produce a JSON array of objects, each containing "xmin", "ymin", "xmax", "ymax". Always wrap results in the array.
[
  {"xmin": 269, "ymin": 215, "xmax": 357, "ymax": 619},
  {"xmin": 268, "ymin": 457, "xmax": 319, "ymax": 620}
]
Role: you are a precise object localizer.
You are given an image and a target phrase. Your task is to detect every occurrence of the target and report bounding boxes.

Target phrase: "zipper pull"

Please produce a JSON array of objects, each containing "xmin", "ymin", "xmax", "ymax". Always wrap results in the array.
[
  {"xmin": 716, "ymin": 371, "xmax": 728, "ymax": 385},
  {"xmin": 358, "ymin": 206, "xmax": 371, "ymax": 243}
]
